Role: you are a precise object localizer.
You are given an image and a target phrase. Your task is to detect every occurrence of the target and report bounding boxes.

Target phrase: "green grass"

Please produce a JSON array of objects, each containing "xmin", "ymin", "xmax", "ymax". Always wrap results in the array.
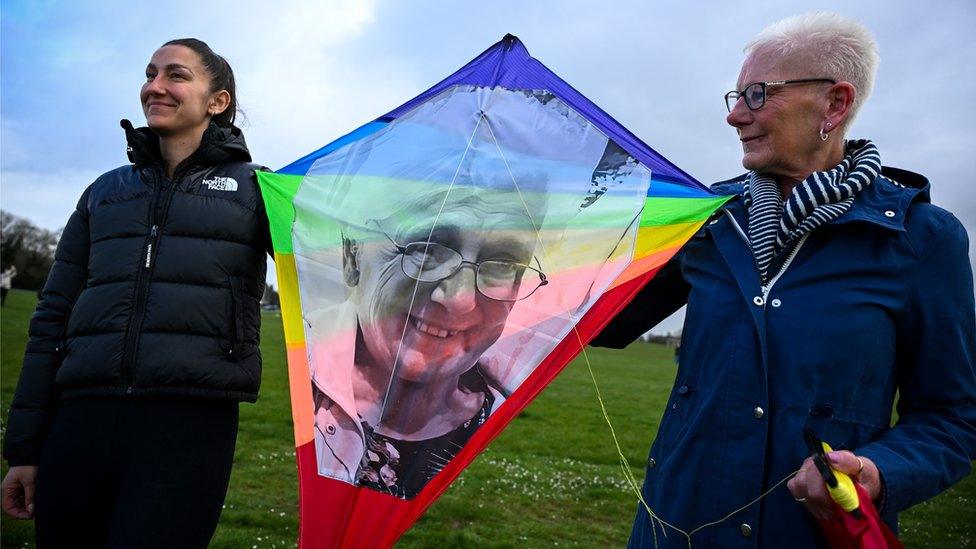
[{"xmin": 1, "ymin": 287, "xmax": 974, "ymax": 547}]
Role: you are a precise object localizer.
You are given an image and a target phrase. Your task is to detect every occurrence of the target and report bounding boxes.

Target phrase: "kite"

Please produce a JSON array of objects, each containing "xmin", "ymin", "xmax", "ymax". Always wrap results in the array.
[{"xmin": 257, "ymin": 34, "xmax": 729, "ymax": 547}]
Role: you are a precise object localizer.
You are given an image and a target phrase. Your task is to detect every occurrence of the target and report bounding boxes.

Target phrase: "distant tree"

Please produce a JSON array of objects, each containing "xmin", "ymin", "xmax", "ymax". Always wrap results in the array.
[
  {"xmin": 261, "ymin": 283, "xmax": 280, "ymax": 307},
  {"xmin": 0, "ymin": 210, "xmax": 59, "ymax": 291}
]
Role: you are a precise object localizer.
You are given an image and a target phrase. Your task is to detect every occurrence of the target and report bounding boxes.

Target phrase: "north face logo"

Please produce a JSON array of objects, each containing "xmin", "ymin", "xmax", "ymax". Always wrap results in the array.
[{"xmin": 202, "ymin": 177, "xmax": 238, "ymax": 191}]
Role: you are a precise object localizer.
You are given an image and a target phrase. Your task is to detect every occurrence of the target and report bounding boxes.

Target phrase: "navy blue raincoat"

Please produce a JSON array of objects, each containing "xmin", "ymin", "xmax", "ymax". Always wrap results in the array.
[{"xmin": 593, "ymin": 166, "xmax": 976, "ymax": 547}]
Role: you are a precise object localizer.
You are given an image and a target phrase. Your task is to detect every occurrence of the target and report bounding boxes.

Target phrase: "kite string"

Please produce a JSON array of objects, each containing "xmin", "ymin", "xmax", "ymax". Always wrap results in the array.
[
  {"xmin": 565, "ymin": 296, "xmax": 802, "ymax": 548},
  {"xmin": 378, "ymin": 112, "xmax": 486, "ymax": 426},
  {"xmin": 482, "ymin": 117, "xmax": 799, "ymax": 548},
  {"xmin": 481, "ymin": 114, "xmax": 673, "ymax": 539}
]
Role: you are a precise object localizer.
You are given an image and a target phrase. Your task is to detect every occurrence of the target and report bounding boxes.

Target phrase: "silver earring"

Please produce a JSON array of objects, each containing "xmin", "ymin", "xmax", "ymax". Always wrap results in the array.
[{"xmin": 819, "ymin": 122, "xmax": 830, "ymax": 142}]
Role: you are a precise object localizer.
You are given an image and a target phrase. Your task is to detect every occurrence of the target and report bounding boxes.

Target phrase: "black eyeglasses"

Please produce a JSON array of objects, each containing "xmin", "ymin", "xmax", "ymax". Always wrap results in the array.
[
  {"xmin": 372, "ymin": 223, "xmax": 548, "ymax": 302},
  {"xmin": 725, "ymin": 78, "xmax": 837, "ymax": 112}
]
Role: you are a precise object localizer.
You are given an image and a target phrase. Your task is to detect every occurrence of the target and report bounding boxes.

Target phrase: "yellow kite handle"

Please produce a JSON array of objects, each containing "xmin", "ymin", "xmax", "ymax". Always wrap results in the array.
[{"xmin": 821, "ymin": 441, "xmax": 860, "ymax": 512}]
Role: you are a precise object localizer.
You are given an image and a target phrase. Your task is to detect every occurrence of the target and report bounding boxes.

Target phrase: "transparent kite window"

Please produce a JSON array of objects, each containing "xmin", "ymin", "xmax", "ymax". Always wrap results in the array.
[{"xmin": 291, "ymin": 85, "xmax": 652, "ymax": 499}]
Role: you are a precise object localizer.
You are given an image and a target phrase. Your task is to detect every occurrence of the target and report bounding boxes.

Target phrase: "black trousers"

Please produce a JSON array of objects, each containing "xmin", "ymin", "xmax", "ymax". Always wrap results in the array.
[{"xmin": 34, "ymin": 397, "xmax": 239, "ymax": 548}]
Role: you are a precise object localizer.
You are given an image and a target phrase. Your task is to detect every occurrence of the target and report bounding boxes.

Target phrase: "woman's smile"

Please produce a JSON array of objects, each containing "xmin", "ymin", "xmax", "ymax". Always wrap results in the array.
[{"xmin": 409, "ymin": 316, "xmax": 461, "ymax": 339}]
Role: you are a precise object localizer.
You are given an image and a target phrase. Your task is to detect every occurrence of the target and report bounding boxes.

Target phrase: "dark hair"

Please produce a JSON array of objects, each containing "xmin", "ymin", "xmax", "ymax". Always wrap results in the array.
[{"xmin": 162, "ymin": 38, "xmax": 238, "ymax": 128}]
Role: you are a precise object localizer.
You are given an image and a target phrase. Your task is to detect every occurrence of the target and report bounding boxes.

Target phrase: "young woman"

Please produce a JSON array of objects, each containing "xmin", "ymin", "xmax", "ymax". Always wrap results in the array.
[{"xmin": 1, "ymin": 39, "xmax": 271, "ymax": 547}]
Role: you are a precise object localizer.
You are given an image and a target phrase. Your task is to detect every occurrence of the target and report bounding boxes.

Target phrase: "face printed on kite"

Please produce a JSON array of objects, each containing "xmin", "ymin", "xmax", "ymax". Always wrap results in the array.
[{"xmin": 343, "ymin": 191, "xmax": 540, "ymax": 384}]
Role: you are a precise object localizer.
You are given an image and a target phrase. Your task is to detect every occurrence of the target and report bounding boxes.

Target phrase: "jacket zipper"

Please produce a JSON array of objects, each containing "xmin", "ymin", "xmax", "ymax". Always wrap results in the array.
[
  {"xmin": 119, "ymin": 168, "xmax": 184, "ymax": 394},
  {"xmin": 723, "ymin": 210, "xmax": 810, "ymax": 308},
  {"xmin": 759, "ymin": 234, "xmax": 808, "ymax": 302}
]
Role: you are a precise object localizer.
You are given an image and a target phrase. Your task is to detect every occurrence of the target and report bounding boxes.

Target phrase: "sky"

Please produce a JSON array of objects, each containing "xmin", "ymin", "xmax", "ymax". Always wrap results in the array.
[{"xmin": 2, "ymin": 0, "xmax": 974, "ymax": 334}]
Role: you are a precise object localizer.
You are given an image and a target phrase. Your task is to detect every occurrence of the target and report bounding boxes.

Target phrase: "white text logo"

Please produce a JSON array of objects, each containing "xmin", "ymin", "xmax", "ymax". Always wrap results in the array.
[{"xmin": 202, "ymin": 177, "xmax": 238, "ymax": 192}]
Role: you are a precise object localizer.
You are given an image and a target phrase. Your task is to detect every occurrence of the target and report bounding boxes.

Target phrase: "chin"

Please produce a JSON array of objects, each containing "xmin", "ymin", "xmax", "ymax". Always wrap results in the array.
[
  {"xmin": 146, "ymin": 120, "xmax": 176, "ymax": 136},
  {"xmin": 741, "ymin": 152, "xmax": 769, "ymax": 173},
  {"xmin": 395, "ymin": 350, "xmax": 476, "ymax": 384}
]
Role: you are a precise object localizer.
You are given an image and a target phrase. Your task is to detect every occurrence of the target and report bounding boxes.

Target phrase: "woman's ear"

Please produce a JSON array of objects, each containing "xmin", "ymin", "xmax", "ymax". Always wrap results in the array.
[
  {"xmin": 209, "ymin": 89, "xmax": 231, "ymax": 116},
  {"xmin": 342, "ymin": 236, "xmax": 360, "ymax": 287},
  {"xmin": 824, "ymin": 81, "xmax": 855, "ymax": 132}
]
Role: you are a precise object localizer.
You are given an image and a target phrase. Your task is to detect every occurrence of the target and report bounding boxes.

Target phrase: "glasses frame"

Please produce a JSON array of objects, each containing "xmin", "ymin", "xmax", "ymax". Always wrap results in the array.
[
  {"xmin": 725, "ymin": 78, "xmax": 837, "ymax": 112},
  {"xmin": 372, "ymin": 223, "xmax": 549, "ymax": 303}
]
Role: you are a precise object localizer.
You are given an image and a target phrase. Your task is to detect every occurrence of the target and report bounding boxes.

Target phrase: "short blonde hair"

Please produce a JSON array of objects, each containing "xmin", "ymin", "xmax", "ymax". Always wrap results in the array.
[{"xmin": 745, "ymin": 12, "xmax": 880, "ymax": 128}]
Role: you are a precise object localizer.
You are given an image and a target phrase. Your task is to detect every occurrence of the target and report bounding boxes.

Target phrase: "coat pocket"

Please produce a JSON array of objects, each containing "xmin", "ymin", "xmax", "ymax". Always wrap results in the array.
[
  {"xmin": 225, "ymin": 276, "xmax": 247, "ymax": 361},
  {"xmin": 804, "ymin": 403, "xmax": 888, "ymax": 450}
]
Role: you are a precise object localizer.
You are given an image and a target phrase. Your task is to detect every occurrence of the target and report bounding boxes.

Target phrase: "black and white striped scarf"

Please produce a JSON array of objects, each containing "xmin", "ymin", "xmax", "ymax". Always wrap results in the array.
[{"xmin": 744, "ymin": 139, "xmax": 881, "ymax": 283}]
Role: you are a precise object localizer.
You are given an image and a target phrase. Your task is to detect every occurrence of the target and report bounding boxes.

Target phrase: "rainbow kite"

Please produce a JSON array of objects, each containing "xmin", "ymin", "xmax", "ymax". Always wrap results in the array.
[{"xmin": 258, "ymin": 34, "xmax": 730, "ymax": 548}]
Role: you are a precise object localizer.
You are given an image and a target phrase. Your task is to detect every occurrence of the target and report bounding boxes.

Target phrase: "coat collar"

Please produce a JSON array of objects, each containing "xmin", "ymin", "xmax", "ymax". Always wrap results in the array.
[
  {"xmin": 710, "ymin": 166, "xmax": 930, "ymax": 232},
  {"xmin": 120, "ymin": 119, "xmax": 252, "ymax": 173}
]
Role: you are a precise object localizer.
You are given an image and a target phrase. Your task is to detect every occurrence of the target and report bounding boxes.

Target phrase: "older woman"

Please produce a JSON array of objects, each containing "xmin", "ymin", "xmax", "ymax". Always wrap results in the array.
[{"xmin": 593, "ymin": 12, "xmax": 975, "ymax": 547}]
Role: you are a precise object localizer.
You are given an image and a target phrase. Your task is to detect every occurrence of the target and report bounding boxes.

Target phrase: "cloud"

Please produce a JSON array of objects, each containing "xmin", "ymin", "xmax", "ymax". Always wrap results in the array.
[
  {"xmin": 0, "ymin": 168, "xmax": 101, "ymax": 231},
  {"xmin": 2, "ymin": 0, "xmax": 974, "ymax": 298},
  {"xmin": 232, "ymin": 0, "xmax": 421, "ymax": 170}
]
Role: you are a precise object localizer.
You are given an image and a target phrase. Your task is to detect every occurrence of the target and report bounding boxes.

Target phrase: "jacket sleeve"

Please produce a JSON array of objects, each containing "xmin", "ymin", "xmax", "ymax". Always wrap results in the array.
[
  {"xmin": 3, "ymin": 187, "xmax": 92, "ymax": 466},
  {"xmin": 589, "ymin": 251, "xmax": 690, "ymax": 349},
  {"xmin": 857, "ymin": 211, "xmax": 976, "ymax": 514}
]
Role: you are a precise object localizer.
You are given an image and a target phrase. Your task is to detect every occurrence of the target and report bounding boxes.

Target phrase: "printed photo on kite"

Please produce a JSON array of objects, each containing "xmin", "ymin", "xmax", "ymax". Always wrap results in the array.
[{"xmin": 292, "ymin": 85, "xmax": 652, "ymax": 499}]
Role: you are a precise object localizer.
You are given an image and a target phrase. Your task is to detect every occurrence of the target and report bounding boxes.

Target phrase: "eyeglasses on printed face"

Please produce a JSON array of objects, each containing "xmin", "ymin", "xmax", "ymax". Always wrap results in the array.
[
  {"xmin": 373, "ymin": 223, "xmax": 548, "ymax": 302},
  {"xmin": 724, "ymin": 78, "xmax": 837, "ymax": 112}
]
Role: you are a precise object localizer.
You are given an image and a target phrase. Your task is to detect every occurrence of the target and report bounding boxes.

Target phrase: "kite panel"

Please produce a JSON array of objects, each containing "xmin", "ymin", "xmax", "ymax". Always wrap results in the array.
[{"xmin": 257, "ymin": 34, "xmax": 731, "ymax": 548}]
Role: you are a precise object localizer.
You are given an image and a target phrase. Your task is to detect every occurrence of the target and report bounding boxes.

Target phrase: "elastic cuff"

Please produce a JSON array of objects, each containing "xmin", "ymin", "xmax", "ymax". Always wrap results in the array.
[{"xmin": 857, "ymin": 444, "xmax": 914, "ymax": 515}]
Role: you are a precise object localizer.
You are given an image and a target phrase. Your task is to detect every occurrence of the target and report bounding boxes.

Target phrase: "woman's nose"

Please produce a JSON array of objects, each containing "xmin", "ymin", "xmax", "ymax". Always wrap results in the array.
[
  {"xmin": 143, "ymin": 75, "xmax": 165, "ymax": 96},
  {"xmin": 726, "ymin": 97, "xmax": 750, "ymax": 128},
  {"xmin": 430, "ymin": 266, "xmax": 478, "ymax": 314}
]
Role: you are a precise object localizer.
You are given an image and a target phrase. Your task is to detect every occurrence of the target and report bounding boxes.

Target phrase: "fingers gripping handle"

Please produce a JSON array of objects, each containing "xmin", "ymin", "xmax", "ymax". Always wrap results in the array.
[
  {"xmin": 803, "ymin": 428, "xmax": 861, "ymax": 516},
  {"xmin": 819, "ymin": 441, "xmax": 860, "ymax": 514}
]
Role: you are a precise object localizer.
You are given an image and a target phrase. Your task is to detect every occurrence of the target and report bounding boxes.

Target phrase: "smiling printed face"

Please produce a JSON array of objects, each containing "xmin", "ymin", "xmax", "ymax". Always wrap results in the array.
[
  {"xmin": 344, "ymin": 191, "xmax": 537, "ymax": 385},
  {"xmin": 141, "ymin": 45, "xmax": 222, "ymax": 139}
]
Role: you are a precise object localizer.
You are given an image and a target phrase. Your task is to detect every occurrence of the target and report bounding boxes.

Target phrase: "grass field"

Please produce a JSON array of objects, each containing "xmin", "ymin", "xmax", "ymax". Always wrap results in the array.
[{"xmin": 1, "ymin": 288, "xmax": 973, "ymax": 547}]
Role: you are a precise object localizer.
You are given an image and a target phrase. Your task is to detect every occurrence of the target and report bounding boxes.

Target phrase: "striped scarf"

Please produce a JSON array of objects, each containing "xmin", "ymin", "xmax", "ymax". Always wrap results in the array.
[{"xmin": 744, "ymin": 139, "xmax": 881, "ymax": 283}]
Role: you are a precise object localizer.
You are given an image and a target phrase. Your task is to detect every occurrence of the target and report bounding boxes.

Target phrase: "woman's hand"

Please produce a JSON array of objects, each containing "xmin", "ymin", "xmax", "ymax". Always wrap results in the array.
[
  {"xmin": 1, "ymin": 465, "xmax": 38, "ymax": 519},
  {"xmin": 787, "ymin": 451, "xmax": 883, "ymax": 520}
]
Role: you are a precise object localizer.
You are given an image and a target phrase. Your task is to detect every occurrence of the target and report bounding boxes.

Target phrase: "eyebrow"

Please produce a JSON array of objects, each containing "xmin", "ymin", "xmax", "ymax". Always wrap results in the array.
[
  {"xmin": 481, "ymin": 237, "xmax": 533, "ymax": 261},
  {"xmin": 146, "ymin": 63, "xmax": 194, "ymax": 74},
  {"xmin": 396, "ymin": 224, "xmax": 458, "ymax": 244}
]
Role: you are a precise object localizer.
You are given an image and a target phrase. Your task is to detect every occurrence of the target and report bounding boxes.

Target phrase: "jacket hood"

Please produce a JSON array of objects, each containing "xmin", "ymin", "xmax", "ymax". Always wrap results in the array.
[
  {"xmin": 710, "ymin": 166, "xmax": 931, "ymax": 231},
  {"xmin": 120, "ymin": 119, "xmax": 252, "ymax": 170},
  {"xmin": 710, "ymin": 166, "xmax": 930, "ymax": 203}
]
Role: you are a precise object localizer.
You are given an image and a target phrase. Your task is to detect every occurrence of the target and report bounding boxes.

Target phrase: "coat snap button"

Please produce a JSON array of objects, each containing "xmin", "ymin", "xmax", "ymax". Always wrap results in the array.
[
  {"xmin": 753, "ymin": 406, "xmax": 764, "ymax": 419},
  {"xmin": 678, "ymin": 385, "xmax": 690, "ymax": 395},
  {"xmin": 648, "ymin": 457, "xmax": 657, "ymax": 468},
  {"xmin": 740, "ymin": 523, "xmax": 752, "ymax": 536},
  {"xmin": 884, "ymin": 210, "xmax": 896, "ymax": 218},
  {"xmin": 709, "ymin": 219, "xmax": 719, "ymax": 225},
  {"xmin": 753, "ymin": 296, "xmax": 764, "ymax": 306},
  {"xmin": 326, "ymin": 424, "xmax": 337, "ymax": 435},
  {"xmin": 771, "ymin": 298, "xmax": 782, "ymax": 307}
]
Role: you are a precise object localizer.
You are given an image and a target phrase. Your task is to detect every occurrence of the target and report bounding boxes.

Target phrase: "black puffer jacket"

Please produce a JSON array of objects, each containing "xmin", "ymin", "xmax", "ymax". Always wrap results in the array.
[{"xmin": 4, "ymin": 121, "xmax": 271, "ymax": 465}]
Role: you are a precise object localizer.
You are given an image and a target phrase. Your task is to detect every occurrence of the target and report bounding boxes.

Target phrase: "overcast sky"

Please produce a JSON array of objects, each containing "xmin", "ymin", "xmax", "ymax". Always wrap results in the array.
[{"xmin": 2, "ymin": 0, "xmax": 974, "ymax": 333}]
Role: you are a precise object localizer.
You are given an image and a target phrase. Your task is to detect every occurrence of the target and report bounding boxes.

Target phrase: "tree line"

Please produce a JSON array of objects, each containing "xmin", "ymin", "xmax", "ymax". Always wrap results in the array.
[
  {"xmin": 1, "ymin": 210, "xmax": 284, "ymax": 303},
  {"xmin": 0, "ymin": 210, "xmax": 59, "ymax": 291}
]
